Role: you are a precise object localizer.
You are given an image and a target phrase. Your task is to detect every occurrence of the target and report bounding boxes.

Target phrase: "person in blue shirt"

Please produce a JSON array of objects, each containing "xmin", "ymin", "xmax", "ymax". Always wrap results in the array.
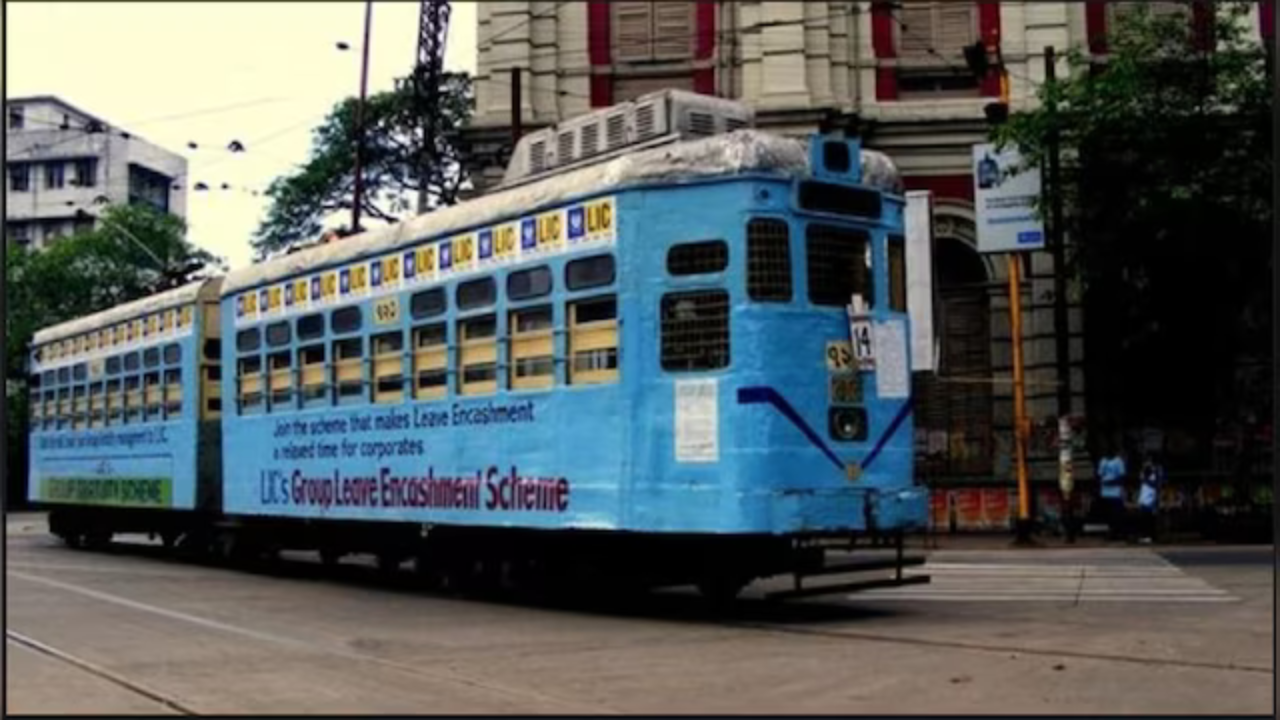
[
  {"xmin": 1097, "ymin": 445, "xmax": 1128, "ymax": 540},
  {"xmin": 1137, "ymin": 453, "xmax": 1164, "ymax": 544}
]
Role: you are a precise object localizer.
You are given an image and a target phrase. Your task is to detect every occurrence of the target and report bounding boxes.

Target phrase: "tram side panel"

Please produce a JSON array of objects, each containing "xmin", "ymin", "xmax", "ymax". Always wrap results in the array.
[
  {"xmin": 217, "ymin": 194, "xmax": 633, "ymax": 533},
  {"xmin": 27, "ymin": 301, "xmax": 211, "ymax": 537}
]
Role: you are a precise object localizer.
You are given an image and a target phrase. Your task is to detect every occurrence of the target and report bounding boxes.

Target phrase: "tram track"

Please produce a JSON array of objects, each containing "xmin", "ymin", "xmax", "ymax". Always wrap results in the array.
[
  {"xmin": 6, "ymin": 629, "xmax": 198, "ymax": 715},
  {"xmin": 6, "ymin": 568, "xmax": 619, "ymax": 715}
]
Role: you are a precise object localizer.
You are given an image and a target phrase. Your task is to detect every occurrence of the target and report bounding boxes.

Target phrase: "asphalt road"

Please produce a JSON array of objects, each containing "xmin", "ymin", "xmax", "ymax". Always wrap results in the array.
[{"xmin": 5, "ymin": 514, "xmax": 1274, "ymax": 715}]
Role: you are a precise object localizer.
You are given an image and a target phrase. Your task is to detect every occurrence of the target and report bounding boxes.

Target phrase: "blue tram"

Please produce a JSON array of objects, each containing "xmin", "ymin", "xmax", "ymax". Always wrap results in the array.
[{"xmin": 29, "ymin": 91, "xmax": 929, "ymax": 601}]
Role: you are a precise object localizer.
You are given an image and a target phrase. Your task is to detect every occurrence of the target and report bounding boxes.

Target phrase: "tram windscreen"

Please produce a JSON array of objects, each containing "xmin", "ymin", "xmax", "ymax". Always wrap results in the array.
[{"xmin": 797, "ymin": 181, "xmax": 882, "ymax": 220}]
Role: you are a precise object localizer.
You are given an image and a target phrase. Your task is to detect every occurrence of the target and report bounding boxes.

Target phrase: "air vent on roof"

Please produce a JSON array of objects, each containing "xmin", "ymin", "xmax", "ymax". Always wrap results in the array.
[
  {"xmin": 557, "ymin": 131, "xmax": 575, "ymax": 166},
  {"xmin": 581, "ymin": 123, "xmax": 600, "ymax": 157},
  {"xmin": 688, "ymin": 111, "xmax": 715, "ymax": 137},
  {"xmin": 606, "ymin": 114, "xmax": 627, "ymax": 149},
  {"xmin": 635, "ymin": 103, "xmax": 656, "ymax": 139},
  {"xmin": 530, "ymin": 140, "xmax": 547, "ymax": 173}
]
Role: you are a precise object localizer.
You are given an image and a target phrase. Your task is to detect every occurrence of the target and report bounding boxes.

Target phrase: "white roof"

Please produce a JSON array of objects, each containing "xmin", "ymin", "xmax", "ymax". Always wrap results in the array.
[
  {"xmin": 222, "ymin": 129, "xmax": 903, "ymax": 296},
  {"xmin": 33, "ymin": 277, "xmax": 223, "ymax": 346}
]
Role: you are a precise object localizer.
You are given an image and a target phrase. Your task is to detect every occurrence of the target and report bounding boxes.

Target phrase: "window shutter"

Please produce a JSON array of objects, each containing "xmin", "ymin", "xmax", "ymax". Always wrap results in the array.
[
  {"xmin": 898, "ymin": 2, "xmax": 937, "ymax": 58},
  {"xmin": 613, "ymin": 2, "xmax": 653, "ymax": 62},
  {"xmin": 898, "ymin": 2, "xmax": 976, "ymax": 61},
  {"xmin": 935, "ymin": 2, "xmax": 976, "ymax": 58},
  {"xmin": 652, "ymin": 2, "xmax": 694, "ymax": 60}
]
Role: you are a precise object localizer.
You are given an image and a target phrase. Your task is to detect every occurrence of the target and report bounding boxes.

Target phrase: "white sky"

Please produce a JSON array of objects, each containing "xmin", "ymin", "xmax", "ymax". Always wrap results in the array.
[{"xmin": 6, "ymin": 1, "xmax": 478, "ymax": 271}]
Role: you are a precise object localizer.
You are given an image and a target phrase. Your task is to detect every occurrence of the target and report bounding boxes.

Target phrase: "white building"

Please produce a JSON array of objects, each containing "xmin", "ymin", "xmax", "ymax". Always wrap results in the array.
[
  {"xmin": 461, "ymin": 1, "xmax": 1273, "ymax": 528},
  {"xmin": 5, "ymin": 95, "xmax": 188, "ymax": 250}
]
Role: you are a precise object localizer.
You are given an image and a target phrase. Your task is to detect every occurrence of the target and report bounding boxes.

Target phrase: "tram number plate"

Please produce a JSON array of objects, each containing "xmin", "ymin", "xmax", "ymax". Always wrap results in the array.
[
  {"xmin": 830, "ymin": 373, "xmax": 862, "ymax": 404},
  {"xmin": 850, "ymin": 320, "xmax": 875, "ymax": 369},
  {"xmin": 826, "ymin": 341, "xmax": 854, "ymax": 371},
  {"xmin": 373, "ymin": 296, "xmax": 400, "ymax": 326}
]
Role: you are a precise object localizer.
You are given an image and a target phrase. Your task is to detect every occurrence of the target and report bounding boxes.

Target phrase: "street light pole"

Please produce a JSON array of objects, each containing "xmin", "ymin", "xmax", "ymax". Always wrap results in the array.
[{"xmin": 350, "ymin": 0, "xmax": 374, "ymax": 235}]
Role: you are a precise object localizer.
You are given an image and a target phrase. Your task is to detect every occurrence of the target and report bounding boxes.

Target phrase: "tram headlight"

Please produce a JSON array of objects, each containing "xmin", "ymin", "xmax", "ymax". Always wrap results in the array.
[{"xmin": 829, "ymin": 407, "xmax": 868, "ymax": 442}]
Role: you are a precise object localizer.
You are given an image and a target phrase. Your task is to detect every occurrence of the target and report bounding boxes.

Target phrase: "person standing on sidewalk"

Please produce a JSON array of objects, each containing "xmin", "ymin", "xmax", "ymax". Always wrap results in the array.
[
  {"xmin": 1097, "ymin": 445, "xmax": 1128, "ymax": 540},
  {"xmin": 1137, "ymin": 453, "xmax": 1164, "ymax": 544}
]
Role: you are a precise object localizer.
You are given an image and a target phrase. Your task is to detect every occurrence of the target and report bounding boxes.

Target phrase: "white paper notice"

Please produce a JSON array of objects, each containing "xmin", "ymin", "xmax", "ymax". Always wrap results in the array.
[
  {"xmin": 675, "ymin": 378, "xmax": 719, "ymax": 463},
  {"xmin": 873, "ymin": 319, "xmax": 910, "ymax": 399}
]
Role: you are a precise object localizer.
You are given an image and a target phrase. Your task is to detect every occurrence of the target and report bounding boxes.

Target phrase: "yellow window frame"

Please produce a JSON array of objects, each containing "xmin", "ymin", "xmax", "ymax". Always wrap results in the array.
[
  {"xmin": 458, "ymin": 316, "xmax": 497, "ymax": 396},
  {"xmin": 509, "ymin": 306, "xmax": 554, "ymax": 390},
  {"xmin": 372, "ymin": 332, "xmax": 404, "ymax": 405},
  {"xmin": 568, "ymin": 296, "xmax": 620, "ymax": 385},
  {"xmin": 412, "ymin": 324, "xmax": 448, "ymax": 401}
]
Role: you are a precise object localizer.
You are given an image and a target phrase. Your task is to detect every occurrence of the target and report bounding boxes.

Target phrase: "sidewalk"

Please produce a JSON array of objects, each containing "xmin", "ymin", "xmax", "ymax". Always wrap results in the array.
[{"xmin": 918, "ymin": 531, "xmax": 1272, "ymax": 552}]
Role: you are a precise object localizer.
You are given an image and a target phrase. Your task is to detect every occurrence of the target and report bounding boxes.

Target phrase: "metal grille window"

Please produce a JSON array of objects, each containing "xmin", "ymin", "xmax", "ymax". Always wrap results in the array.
[
  {"xmin": 238, "ymin": 356, "xmax": 263, "ymax": 410},
  {"xmin": 123, "ymin": 353, "xmax": 140, "ymax": 373},
  {"xmin": 105, "ymin": 380, "xmax": 122, "ymax": 423},
  {"xmin": 806, "ymin": 224, "xmax": 870, "ymax": 307},
  {"xmin": 72, "ymin": 386, "xmax": 88, "ymax": 428},
  {"xmin": 888, "ymin": 234, "xmax": 907, "ymax": 312},
  {"xmin": 895, "ymin": 1, "xmax": 980, "ymax": 96},
  {"xmin": 333, "ymin": 338, "xmax": 364, "ymax": 399},
  {"xmin": 747, "ymin": 218, "xmax": 792, "ymax": 301},
  {"xmin": 298, "ymin": 345, "xmax": 326, "ymax": 403},
  {"xmin": 668, "ymin": 241, "xmax": 728, "ymax": 276},
  {"xmin": 123, "ymin": 378, "xmax": 142, "ymax": 421},
  {"xmin": 457, "ymin": 277, "xmax": 496, "ymax": 311},
  {"xmin": 661, "ymin": 290, "xmax": 730, "ymax": 371},
  {"xmin": 566, "ymin": 254, "xmax": 615, "ymax": 291},
  {"xmin": 569, "ymin": 296, "xmax": 619, "ymax": 385},
  {"xmin": 410, "ymin": 288, "xmax": 446, "ymax": 319},
  {"xmin": 507, "ymin": 266, "xmax": 552, "ymax": 301},
  {"xmin": 612, "ymin": 0, "xmax": 694, "ymax": 62},
  {"xmin": 458, "ymin": 315, "xmax": 497, "ymax": 395},
  {"xmin": 164, "ymin": 368, "xmax": 182, "ymax": 415},
  {"xmin": 58, "ymin": 367, "xmax": 71, "ymax": 384},
  {"xmin": 268, "ymin": 351, "xmax": 292, "ymax": 407}
]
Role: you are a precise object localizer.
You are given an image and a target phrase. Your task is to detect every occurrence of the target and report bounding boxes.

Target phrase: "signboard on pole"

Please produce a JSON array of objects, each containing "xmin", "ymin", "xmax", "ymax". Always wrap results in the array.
[
  {"xmin": 972, "ymin": 143, "xmax": 1044, "ymax": 254},
  {"xmin": 904, "ymin": 190, "xmax": 937, "ymax": 372}
]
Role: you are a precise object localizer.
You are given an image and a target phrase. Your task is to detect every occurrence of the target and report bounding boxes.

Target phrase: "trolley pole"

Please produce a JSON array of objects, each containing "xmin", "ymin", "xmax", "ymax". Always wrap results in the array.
[{"xmin": 350, "ymin": 0, "xmax": 374, "ymax": 235}]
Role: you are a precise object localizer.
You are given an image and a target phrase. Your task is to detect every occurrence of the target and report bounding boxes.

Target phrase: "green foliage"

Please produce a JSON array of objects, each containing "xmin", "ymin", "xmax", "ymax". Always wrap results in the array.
[
  {"xmin": 995, "ymin": 2, "xmax": 1272, "ymax": 454},
  {"xmin": 252, "ymin": 72, "xmax": 474, "ymax": 259}
]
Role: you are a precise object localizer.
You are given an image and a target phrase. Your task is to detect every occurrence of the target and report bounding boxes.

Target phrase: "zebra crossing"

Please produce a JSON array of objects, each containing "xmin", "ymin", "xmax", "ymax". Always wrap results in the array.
[{"xmin": 854, "ymin": 549, "xmax": 1238, "ymax": 603}]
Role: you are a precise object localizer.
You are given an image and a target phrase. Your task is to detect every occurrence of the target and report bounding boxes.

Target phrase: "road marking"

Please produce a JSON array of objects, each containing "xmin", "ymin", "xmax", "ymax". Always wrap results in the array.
[
  {"xmin": 6, "ymin": 569, "xmax": 617, "ymax": 714},
  {"xmin": 852, "ymin": 555, "xmax": 1237, "ymax": 603}
]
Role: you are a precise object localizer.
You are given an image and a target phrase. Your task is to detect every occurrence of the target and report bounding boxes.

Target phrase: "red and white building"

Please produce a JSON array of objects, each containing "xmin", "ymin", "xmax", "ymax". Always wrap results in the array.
[{"xmin": 461, "ymin": 1, "xmax": 1274, "ymax": 530}]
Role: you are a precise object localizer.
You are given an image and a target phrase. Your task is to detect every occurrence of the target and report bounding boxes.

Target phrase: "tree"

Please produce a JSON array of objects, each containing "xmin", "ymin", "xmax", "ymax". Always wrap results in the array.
[
  {"xmin": 5, "ymin": 204, "xmax": 223, "ymax": 506},
  {"xmin": 252, "ymin": 71, "xmax": 474, "ymax": 259},
  {"xmin": 995, "ymin": 2, "xmax": 1271, "ymax": 471}
]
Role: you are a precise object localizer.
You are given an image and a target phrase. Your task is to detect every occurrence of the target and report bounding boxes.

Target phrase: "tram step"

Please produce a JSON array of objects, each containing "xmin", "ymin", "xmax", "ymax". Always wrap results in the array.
[
  {"xmin": 800, "ymin": 555, "xmax": 927, "ymax": 578},
  {"xmin": 766, "ymin": 573, "xmax": 930, "ymax": 601}
]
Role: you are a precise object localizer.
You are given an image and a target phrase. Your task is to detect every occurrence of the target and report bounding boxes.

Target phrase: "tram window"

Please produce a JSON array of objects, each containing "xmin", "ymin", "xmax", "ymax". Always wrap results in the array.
[
  {"xmin": 236, "ymin": 328, "xmax": 261, "ymax": 353},
  {"xmin": 412, "ymin": 323, "xmax": 448, "ymax": 400},
  {"xmin": 105, "ymin": 355, "xmax": 121, "ymax": 375},
  {"xmin": 457, "ymin": 277, "xmax": 496, "ymax": 311},
  {"xmin": 57, "ymin": 366, "xmax": 70, "ymax": 385},
  {"xmin": 164, "ymin": 369, "xmax": 182, "ymax": 415},
  {"xmin": 105, "ymin": 379, "xmax": 122, "ymax": 423},
  {"xmin": 202, "ymin": 365, "xmax": 222, "ymax": 420},
  {"xmin": 333, "ymin": 338, "xmax": 364, "ymax": 399},
  {"xmin": 747, "ymin": 218, "xmax": 793, "ymax": 302},
  {"xmin": 29, "ymin": 372, "xmax": 41, "ymax": 391},
  {"xmin": 123, "ymin": 352, "xmax": 140, "ymax": 372},
  {"xmin": 203, "ymin": 338, "xmax": 221, "ymax": 361},
  {"xmin": 237, "ymin": 356, "xmax": 263, "ymax": 410},
  {"xmin": 806, "ymin": 224, "xmax": 870, "ymax": 307},
  {"xmin": 268, "ymin": 352, "xmax": 292, "ymax": 407},
  {"xmin": 568, "ymin": 296, "xmax": 619, "ymax": 385},
  {"xmin": 297, "ymin": 313, "xmax": 324, "ymax": 341},
  {"xmin": 56, "ymin": 388, "xmax": 71, "ymax": 428},
  {"xmin": 372, "ymin": 332, "xmax": 405, "ymax": 404},
  {"xmin": 331, "ymin": 306, "xmax": 362, "ymax": 335},
  {"xmin": 507, "ymin": 266, "xmax": 552, "ymax": 301},
  {"xmin": 42, "ymin": 370, "xmax": 54, "ymax": 387},
  {"xmin": 410, "ymin": 288, "xmax": 446, "ymax": 319},
  {"xmin": 668, "ymin": 241, "xmax": 728, "ymax": 276},
  {"xmin": 566, "ymin": 254, "xmax": 615, "ymax": 291},
  {"xmin": 143, "ymin": 347, "xmax": 161, "ymax": 368},
  {"xmin": 144, "ymin": 371, "xmax": 163, "ymax": 417},
  {"xmin": 298, "ymin": 345, "xmax": 326, "ymax": 403},
  {"xmin": 887, "ymin": 234, "xmax": 907, "ymax": 312},
  {"xmin": 457, "ymin": 315, "xmax": 497, "ymax": 396},
  {"xmin": 72, "ymin": 386, "xmax": 88, "ymax": 429},
  {"xmin": 509, "ymin": 306, "xmax": 554, "ymax": 390},
  {"xmin": 124, "ymin": 377, "xmax": 142, "ymax": 422},
  {"xmin": 89, "ymin": 384, "xmax": 104, "ymax": 427},
  {"xmin": 661, "ymin": 290, "xmax": 730, "ymax": 371},
  {"xmin": 163, "ymin": 343, "xmax": 182, "ymax": 365},
  {"xmin": 42, "ymin": 390, "xmax": 57, "ymax": 430},
  {"xmin": 72, "ymin": 363, "xmax": 87, "ymax": 381},
  {"xmin": 266, "ymin": 321, "xmax": 291, "ymax": 348}
]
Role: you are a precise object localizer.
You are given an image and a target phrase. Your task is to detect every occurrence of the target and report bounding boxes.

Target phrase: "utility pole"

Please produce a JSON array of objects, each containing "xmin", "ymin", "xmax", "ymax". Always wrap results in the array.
[
  {"xmin": 350, "ymin": 0, "xmax": 374, "ymax": 235},
  {"xmin": 414, "ymin": 0, "xmax": 450, "ymax": 215},
  {"xmin": 1045, "ymin": 46, "xmax": 1076, "ymax": 543},
  {"xmin": 510, "ymin": 66, "xmax": 523, "ymax": 148}
]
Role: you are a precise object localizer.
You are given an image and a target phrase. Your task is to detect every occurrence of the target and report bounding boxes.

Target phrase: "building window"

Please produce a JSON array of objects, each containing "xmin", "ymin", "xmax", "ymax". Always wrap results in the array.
[
  {"xmin": 8, "ymin": 106, "xmax": 23, "ymax": 130},
  {"xmin": 894, "ymin": 1, "xmax": 980, "ymax": 97},
  {"xmin": 9, "ymin": 163, "xmax": 30, "ymax": 192},
  {"xmin": 128, "ymin": 164, "xmax": 172, "ymax": 214},
  {"xmin": 73, "ymin": 159, "xmax": 98, "ymax": 188},
  {"xmin": 613, "ymin": 1, "xmax": 694, "ymax": 62},
  {"xmin": 45, "ymin": 162, "xmax": 65, "ymax": 190},
  {"xmin": 8, "ymin": 222, "xmax": 31, "ymax": 247}
]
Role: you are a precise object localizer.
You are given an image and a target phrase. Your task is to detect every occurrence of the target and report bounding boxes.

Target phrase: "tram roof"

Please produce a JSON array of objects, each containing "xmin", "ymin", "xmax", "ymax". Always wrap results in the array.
[
  {"xmin": 33, "ymin": 277, "xmax": 223, "ymax": 346},
  {"xmin": 222, "ymin": 130, "xmax": 901, "ymax": 296}
]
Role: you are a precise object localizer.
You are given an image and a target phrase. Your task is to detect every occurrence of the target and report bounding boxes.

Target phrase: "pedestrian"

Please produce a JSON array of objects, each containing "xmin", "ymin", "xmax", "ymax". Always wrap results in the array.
[
  {"xmin": 1137, "ymin": 453, "xmax": 1164, "ymax": 544},
  {"xmin": 1097, "ymin": 444, "xmax": 1128, "ymax": 540}
]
